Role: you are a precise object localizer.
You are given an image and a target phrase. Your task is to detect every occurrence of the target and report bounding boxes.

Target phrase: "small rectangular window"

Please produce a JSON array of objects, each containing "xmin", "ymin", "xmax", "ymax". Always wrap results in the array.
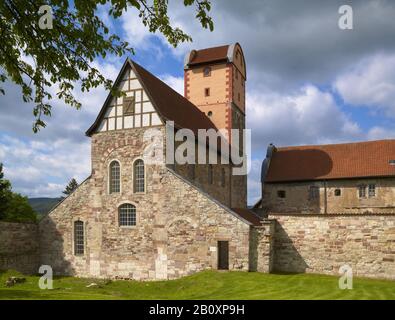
[
  {"xmin": 277, "ymin": 190, "xmax": 286, "ymax": 198},
  {"xmin": 123, "ymin": 96, "xmax": 135, "ymax": 115},
  {"xmin": 205, "ymin": 88, "xmax": 210, "ymax": 97},
  {"xmin": 358, "ymin": 185, "xmax": 366, "ymax": 198},
  {"xmin": 309, "ymin": 186, "xmax": 319, "ymax": 200},
  {"xmin": 203, "ymin": 67, "xmax": 211, "ymax": 77},
  {"xmin": 368, "ymin": 184, "xmax": 376, "ymax": 197},
  {"xmin": 334, "ymin": 188, "xmax": 341, "ymax": 196},
  {"xmin": 74, "ymin": 221, "xmax": 84, "ymax": 255}
]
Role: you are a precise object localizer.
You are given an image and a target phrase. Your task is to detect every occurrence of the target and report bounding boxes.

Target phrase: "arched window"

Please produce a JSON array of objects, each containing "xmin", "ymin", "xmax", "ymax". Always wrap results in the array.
[
  {"xmin": 109, "ymin": 161, "xmax": 120, "ymax": 193},
  {"xmin": 221, "ymin": 168, "xmax": 226, "ymax": 187},
  {"xmin": 119, "ymin": 203, "xmax": 136, "ymax": 226},
  {"xmin": 208, "ymin": 164, "xmax": 213, "ymax": 184},
  {"xmin": 74, "ymin": 220, "xmax": 84, "ymax": 255},
  {"xmin": 134, "ymin": 159, "xmax": 145, "ymax": 193}
]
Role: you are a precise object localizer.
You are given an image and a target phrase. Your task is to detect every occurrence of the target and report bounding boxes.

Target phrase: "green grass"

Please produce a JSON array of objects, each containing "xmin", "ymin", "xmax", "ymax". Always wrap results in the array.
[{"xmin": 0, "ymin": 270, "xmax": 394, "ymax": 300}]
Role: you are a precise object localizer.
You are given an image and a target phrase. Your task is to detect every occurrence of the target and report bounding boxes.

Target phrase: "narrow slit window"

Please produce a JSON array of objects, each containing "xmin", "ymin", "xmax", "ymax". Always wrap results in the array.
[
  {"xmin": 134, "ymin": 159, "xmax": 145, "ymax": 193},
  {"xmin": 208, "ymin": 165, "xmax": 213, "ymax": 184},
  {"xmin": 74, "ymin": 221, "xmax": 84, "ymax": 255},
  {"xmin": 205, "ymin": 88, "xmax": 210, "ymax": 97},
  {"xmin": 109, "ymin": 161, "xmax": 120, "ymax": 193}
]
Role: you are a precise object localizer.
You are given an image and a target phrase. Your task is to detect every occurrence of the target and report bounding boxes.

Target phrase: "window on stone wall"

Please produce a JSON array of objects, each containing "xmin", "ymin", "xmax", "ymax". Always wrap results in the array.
[
  {"xmin": 109, "ymin": 160, "xmax": 120, "ymax": 193},
  {"xmin": 203, "ymin": 67, "xmax": 211, "ymax": 77},
  {"xmin": 368, "ymin": 184, "xmax": 376, "ymax": 197},
  {"xmin": 133, "ymin": 159, "xmax": 145, "ymax": 193},
  {"xmin": 309, "ymin": 186, "xmax": 319, "ymax": 200},
  {"xmin": 335, "ymin": 188, "xmax": 341, "ymax": 196},
  {"xmin": 74, "ymin": 220, "xmax": 84, "ymax": 255},
  {"xmin": 189, "ymin": 164, "xmax": 196, "ymax": 180},
  {"xmin": 277, "ymin": 190, "xmax": 286, "ymax": 198},
  {"xmin": 208, "ymin": 164, "xmax": 213, "ymax": 184},
  {"xmin": 358, "ymin": 185, "xmax": 366, "ymax": 198},
  {"xmin": 221, "ymin": 168, "xmax": 226, "ymax": 187},
  {"xmin": 205, "ymin": 88, "xmax": 210, "ymax": 97},
  {"xmin": 119, "ymin": 203, "xmax": 136, "ymax": 226}
]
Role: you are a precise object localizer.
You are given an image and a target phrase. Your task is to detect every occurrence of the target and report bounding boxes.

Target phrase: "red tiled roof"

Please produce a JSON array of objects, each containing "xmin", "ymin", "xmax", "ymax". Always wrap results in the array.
[
  {"xmin": 131, "ymin": 60, "xmax": 218, "ymax": 134},
  {"xmin": 188, "ymin": 45, "xmax": 229, "ymax": 66},
  {"xmin": 231, "ymin": 208, "xmax": 262, "ymax": 226},
  {"xmin": 265, "ymin": 140, "xmax": 395, "ymax": 182}
]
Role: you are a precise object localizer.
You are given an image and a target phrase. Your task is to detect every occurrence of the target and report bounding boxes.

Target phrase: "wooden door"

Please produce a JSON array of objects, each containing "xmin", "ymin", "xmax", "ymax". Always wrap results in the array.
[{"xmin": 217, "ymin": 241, "xmax": 229, "ymax": 270}]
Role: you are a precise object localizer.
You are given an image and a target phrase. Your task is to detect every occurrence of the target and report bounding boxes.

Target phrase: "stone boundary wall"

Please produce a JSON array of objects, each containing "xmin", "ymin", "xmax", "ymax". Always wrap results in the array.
[
  {"xmin": 268, "ymin": 213, "xmax": 395, "ymax": 280},
  {"xmin": 0, "ymin": 221, "xmax": 39, "ymax": 274}
]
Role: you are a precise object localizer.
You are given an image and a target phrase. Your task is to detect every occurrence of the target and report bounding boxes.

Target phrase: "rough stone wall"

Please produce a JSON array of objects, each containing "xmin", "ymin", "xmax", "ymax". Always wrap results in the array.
[
  {"xmin": 268, "ymin": 214, "xmax": 395, "ymax": 280},
  {"xmin": 0, "ymin": 222, "xmax": 39, "ymax": 274},
  {"xmin": 249, "ymin": 220, "xmax": 274, "ymax": 273},
  {"xmin": 263, "ymin": 178, "xmax": 395, "ymax": 214},
  {"xmin": 39, "ymin": 127, "xmax": 252, "ymax": 280}
]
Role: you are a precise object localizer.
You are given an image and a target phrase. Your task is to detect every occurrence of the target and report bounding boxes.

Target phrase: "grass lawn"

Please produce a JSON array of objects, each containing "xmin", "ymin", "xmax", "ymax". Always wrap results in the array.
[{"xmin": 0, "ymin": 270, "xmax": 394, "ymax": 300}]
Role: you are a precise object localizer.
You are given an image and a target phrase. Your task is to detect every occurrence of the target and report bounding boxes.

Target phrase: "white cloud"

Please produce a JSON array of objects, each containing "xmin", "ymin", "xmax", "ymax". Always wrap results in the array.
[
  {"xmin": 160, "ymin": 74, "xmax": 184, "ymax": 95},
  {"xmin": 334, "ymin": 53, "xmax": 395, "ymax": 117},
  {"xmin": 247, "ymin": 85, "xmax": 361, "ymax": 151}
]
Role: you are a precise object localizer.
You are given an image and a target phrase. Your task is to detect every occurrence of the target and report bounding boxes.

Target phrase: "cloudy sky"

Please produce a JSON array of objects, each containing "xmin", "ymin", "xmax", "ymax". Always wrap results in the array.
[{"xmin": 1, "ymin": 0, "xmax": 395, "ymax": 204}]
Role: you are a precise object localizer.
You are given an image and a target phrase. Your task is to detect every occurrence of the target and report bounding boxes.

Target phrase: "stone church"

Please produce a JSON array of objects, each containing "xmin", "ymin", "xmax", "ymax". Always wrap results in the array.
[
  {"xmin": 37, "ymin": 43, "xmax": 394, "ymax": 281},
  {"xmin": 39, "ymin": 43, "xmax": 269, "ymax": 280}
]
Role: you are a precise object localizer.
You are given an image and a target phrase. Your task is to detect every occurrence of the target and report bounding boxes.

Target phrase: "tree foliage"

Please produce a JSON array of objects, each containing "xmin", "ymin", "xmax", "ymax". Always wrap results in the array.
[
  {"xmin": 0, "ymin": 163, "xmax": 37, "ymax": 222},
  {"xmin": 62, "ymin": 178, "xmax": 78, "ymax": 197},
  {"xmin": 0, "ymin": 0, "xmax": 213, "ymax": 132}
]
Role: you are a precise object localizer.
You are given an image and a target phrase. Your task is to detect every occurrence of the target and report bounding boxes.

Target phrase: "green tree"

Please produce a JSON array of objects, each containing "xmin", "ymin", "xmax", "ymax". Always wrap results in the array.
[
  {"xmin": 0, "ymin": 0, "xmax": 213, "ymax": 132},
  {"xmin": 0, "ymin": 163, "xmax": 37, "ymax": 222},
  {"xmin": 0, "ymin": 163, "xmax": 12, "ymax": 219},
  {"xmin": 62, "ymin": 178, "xmax": 78, "ymax": 197}
]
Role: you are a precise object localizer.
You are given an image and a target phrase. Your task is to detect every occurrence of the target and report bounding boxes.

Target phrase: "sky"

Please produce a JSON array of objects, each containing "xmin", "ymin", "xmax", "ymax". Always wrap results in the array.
[{"xmin": 1, "ymin": 0, "xmax": 395, "ymax": 205}]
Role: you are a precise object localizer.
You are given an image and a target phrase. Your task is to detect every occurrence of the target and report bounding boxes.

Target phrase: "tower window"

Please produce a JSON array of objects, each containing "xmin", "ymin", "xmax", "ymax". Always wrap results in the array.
[
  {"xmin": 221, "ymin": 168, "xmax": 226, "ymax": 187},
  {"xmin": 207, "ymin": 111, "xmax": 213, "ymax": 117},
  {"xmin": 205, "ymin": 88, "xmax": 210, "ymax": 97},
  {"xmin": 208, "ymin": 164, "xmax": 213, "ymax": 184},
  {"xmin": 203, "ymin": 67, "xmax": 211, "ymax": 77}
]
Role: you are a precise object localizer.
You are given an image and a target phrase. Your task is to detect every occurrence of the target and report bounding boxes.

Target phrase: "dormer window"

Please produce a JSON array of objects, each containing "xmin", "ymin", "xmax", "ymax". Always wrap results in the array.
[
  {"xmin": 203, "ymin": 67, "xmax": 211, "ymax": 77},
  {"xmin": 123, "ymin": 96, "xmax": 135, "ymax": 115}
]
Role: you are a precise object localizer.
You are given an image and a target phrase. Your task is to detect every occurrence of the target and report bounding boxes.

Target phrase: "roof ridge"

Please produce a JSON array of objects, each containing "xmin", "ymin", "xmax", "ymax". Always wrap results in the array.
[{"xmin": 276, "ymin": 139, "xmax": 395, "ymax": 150}]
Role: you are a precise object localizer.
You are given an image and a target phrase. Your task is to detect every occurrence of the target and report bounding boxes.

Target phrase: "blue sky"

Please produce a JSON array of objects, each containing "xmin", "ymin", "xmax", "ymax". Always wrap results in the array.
[{"xmin": 1, "ymin": 0, "xmax": 395, "ymax": 204}]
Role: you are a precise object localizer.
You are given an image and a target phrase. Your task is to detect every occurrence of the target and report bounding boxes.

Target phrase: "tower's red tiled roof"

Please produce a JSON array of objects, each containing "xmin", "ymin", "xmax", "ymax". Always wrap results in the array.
[
  {"xmin": 187, "ymin": 45, "xmax": 229, "ymax": 66},
  {"xmin": 265, "ymin": 140, "xmax": 395, "ymax": 182}
]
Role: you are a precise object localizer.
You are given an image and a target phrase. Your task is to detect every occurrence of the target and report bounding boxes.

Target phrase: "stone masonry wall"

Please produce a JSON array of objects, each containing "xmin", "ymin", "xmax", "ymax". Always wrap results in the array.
[
  {"xmin": 269, "ymin": 214, "xmax": 395, "ymax": 279},
  {"xmin": 39, "ymin": 127, "xmax": 252, "ymax": 280},
  {"xmin": 0, "ymin": 222, "xmax": 39, "ymax": 274},
  {"xmin": 263, "ymin": 178, "xmax": 395, "ymax": 214}
]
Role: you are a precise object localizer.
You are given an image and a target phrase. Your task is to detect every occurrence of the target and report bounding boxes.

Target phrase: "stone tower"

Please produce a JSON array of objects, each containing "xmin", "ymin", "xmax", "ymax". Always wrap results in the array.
[{"xmin": 184, "ymin": 43, "xmax": 246, "ymax": 144}]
